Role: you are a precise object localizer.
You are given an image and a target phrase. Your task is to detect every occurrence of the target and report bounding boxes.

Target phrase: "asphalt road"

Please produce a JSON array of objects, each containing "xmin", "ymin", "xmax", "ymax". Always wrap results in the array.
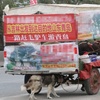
[
  {"xmin": 0, "ymin": 67, "xmax": 100, "ymax": 100},
  {"xmin": 0, "ymin": 51, "xmax": 100, "ymax": 100},
  {"xmin": 0, "ymin": 51, "xmax": 4, "ymax": 67}
]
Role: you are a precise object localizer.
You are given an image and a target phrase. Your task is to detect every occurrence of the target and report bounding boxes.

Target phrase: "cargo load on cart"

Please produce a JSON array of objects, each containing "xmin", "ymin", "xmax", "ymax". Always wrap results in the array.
[{"xmin": 3, "ymin": 4, "xmax": 100, "ymax": 95}]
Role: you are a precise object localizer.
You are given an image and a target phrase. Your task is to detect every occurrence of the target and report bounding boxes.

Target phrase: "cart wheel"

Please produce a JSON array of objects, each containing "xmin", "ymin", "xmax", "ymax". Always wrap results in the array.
[
  {"xmin": 24, "ymin": 74, "xmax": 42, "ymax": 94},
  {"xmin": 84, "ymin": 68, "xmax": 100, "ymax": 95}
]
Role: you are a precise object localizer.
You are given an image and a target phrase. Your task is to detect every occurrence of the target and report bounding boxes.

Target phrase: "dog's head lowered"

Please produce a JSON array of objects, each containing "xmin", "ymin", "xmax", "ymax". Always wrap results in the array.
[{"xmin": 21, "ymin": 75, "xmax": 42, "ymax": 91}]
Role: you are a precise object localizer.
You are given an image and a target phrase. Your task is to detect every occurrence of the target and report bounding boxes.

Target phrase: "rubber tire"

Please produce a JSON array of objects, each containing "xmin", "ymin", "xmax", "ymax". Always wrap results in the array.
[
  {"xmin": 84, "ymin": 68, "xmax": 100, "ymax": 95},
  {"xmin": 24, "ymin": 74, "xmax": 42, "ymax": 94}
]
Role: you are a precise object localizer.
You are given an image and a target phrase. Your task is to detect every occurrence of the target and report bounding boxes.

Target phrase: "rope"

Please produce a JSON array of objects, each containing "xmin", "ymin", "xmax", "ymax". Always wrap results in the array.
[
  {"xmin": 79, "ymin": 41, "xmax": 100, "ymax": 54},
  {"xmin": 88, "ymin": 48, "xmax": 100, "ymax": 54},
  {"xmin": 61, "ymin": 74, "xmax": 80, "ymax": 93}
]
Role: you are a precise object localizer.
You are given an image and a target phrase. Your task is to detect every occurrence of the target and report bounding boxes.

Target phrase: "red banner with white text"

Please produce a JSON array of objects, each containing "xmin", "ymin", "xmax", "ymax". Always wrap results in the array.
[{"xmin": 4, "ymin": 14, "xmax": 77, "ymax": 42}]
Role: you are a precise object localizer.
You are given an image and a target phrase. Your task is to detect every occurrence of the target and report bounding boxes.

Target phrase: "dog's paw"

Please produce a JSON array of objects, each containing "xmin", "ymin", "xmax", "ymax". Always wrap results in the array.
[
  {"xmin": 29, "ymin": 97, "xmax": 32, "ymax": 100},
  {"xmin": 33, "ymin": 97, "xmax": 37, "ymax": 100},
  {"xmin": 47, "ymin": 96, "xmax": 52, "ymax": 99},
  {"xmin": 29, "ymin": 96, "xmax": 37, "ymax": 100},
  {"xmin": 29, "ymin": 97, "xmax": 33, "ymax": 100},
  {"xmin": 21, "ymin": 85, "xmax": 26, "ymax": 91},
  {"xmin": 55, "ymin": 95, "xmax": 60, "ymax": 98}
]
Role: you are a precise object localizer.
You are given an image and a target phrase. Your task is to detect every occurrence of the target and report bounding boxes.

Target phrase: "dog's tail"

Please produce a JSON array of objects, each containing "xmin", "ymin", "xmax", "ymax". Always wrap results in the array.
[{"xmin": 21, "ymin": 85, "xmax": 26, "ymax": 91}]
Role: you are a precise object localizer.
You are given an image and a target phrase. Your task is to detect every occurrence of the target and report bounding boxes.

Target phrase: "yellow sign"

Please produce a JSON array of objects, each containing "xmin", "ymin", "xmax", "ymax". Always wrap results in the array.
[
  {"xmin": 78, "ymin": 33, "xmax": 92, "ymax": 40},
  {"xmin": 42, "ymin": 63, "xmax": 76, "ymax": 68}
]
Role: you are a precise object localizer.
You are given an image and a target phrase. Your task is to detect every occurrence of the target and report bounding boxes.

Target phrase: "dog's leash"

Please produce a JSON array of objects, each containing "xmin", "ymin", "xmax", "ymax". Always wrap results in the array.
[{"xmin": 60, "ymin": 74, "xmax": 80, "ymax": 93}]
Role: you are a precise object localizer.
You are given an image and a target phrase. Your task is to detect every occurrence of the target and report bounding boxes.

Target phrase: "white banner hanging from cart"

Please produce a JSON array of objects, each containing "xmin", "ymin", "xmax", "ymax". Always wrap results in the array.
[
  {"xmin": 4, "ymin": 42, "xmax": 79, "ymax": 72},
  {"xmin": 77, "ymin": 10, "xmax": 100, "ymax": 40}
]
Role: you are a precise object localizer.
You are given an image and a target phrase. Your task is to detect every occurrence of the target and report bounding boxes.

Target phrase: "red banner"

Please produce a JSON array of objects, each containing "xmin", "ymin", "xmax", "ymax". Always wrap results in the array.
[
  {"xmin": 30, "ymin": 0, "xmax": 37, "ymax": 5},
  {"xmin": 4, "ymin": 14, "xmax": 77, "ymax": 42}
]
